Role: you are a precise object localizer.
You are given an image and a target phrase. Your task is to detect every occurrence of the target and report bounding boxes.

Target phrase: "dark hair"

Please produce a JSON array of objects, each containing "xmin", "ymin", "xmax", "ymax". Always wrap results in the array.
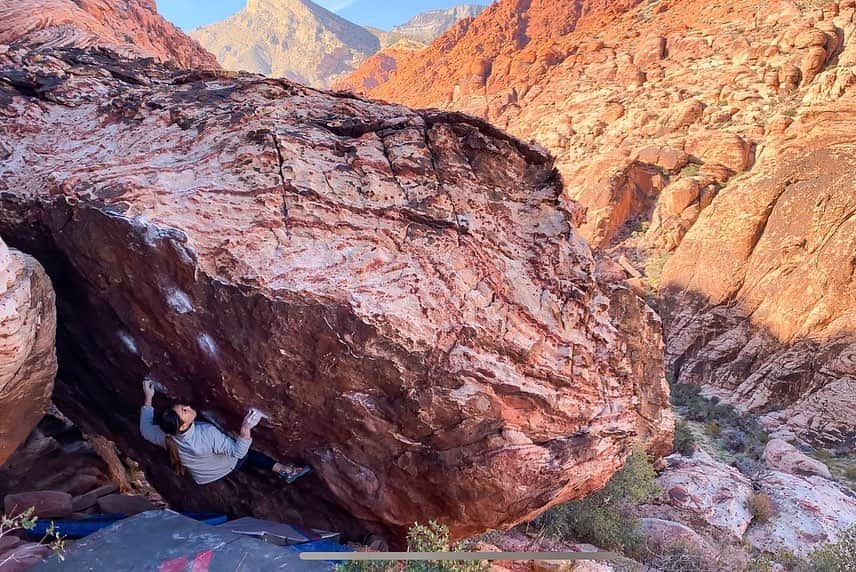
[{"xmin": 157, "ymin": 406, "xmax": 185, "ymax": 476}]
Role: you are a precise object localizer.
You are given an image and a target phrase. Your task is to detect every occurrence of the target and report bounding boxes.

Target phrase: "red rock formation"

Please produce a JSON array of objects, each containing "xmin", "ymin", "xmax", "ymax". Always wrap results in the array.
[
  {"xmin": 342, "ymin": 0, "xmax": 856, "ymax": 450},
  {"xmin": 660, "ymin": 97, "xmax": 856, "ymax": 449},
  {"xmin": 0, "ymin": 0, "xmax": 218, "ymax": 69},
  {"xmin": 0, "ymin": 47, "xmax": 672, "ymax": 541},
  {"xmin": 0, "ymin": 238, "xmax": 56, "ymax": 466}
]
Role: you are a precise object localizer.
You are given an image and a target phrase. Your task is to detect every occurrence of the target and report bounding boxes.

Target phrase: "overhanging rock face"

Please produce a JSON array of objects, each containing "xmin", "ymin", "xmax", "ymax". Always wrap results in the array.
[{"xmin": 0, "ymin": 46, "xmax": 672, "ymax": 540}]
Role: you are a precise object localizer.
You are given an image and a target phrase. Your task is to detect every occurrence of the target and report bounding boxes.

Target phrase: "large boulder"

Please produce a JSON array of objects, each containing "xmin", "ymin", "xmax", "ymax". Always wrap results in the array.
[
  {"xmin": 655, "ymin": 450, "xmax": 754, "ymax": 539},
  {"xmin": 762, "ymin": 438, "xmax": 832, "ymax": 479},
  {"xmin": 745, "ymin": 470, "xmax": 856, "ymax": 557},
  {"xmin": 0, "ymin": 47, "xmax": 673, "ymax": 541},
  {"xmin": 0, "ymin": 237, "xmax": 56, "ymax": 465}
]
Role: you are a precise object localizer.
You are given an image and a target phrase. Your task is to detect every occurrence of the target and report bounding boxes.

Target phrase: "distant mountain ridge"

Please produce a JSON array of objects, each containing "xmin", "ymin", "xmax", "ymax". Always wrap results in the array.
[
  {"xmin": 386, "ymin": 4, "xmax": 486, "ymax": 46},
  {"xmin": 190, "ymin": 0, "xmax": 484, "ymax": 87},
  {"xmin": 190, "ymin": 0, "xmax": 379, "ymax": 88}
]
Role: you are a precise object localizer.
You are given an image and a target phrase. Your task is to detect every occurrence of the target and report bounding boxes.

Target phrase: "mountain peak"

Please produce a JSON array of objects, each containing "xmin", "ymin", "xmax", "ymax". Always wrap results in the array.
[{"xmin": 191, "ymin": 0, "xmax": 379, "ymax": 88}]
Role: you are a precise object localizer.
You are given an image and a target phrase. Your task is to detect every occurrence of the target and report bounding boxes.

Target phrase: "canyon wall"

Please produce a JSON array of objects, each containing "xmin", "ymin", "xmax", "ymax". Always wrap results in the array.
[
  {"xmin": 342, "ymin": 0, "xmax": 856, "ymax": 450},
  {"xmin": 0, "ymin": 0, "xmax": 219, "ymax": 69}
]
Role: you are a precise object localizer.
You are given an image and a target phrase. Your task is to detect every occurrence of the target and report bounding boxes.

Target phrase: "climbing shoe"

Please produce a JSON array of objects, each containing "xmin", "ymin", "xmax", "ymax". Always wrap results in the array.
[{"xmin": 278, "ymin": 465, "xmax": 311, "ymax": 484}]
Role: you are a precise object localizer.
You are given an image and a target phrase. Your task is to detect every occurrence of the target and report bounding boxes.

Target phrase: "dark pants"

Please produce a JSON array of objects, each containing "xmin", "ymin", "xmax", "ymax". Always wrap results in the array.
[{"xmin": 235, "ymin": 449, "xmax": 276, "ymax": 473}]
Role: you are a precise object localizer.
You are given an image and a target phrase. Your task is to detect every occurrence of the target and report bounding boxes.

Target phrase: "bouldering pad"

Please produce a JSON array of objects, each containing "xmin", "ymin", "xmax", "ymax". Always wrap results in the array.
[
  {"xmin": 34, "ymin": 510, "xmax": 330, "ymax": 571},
  {"xmin": 218, "ymin": 516, "xmax": 341, "ymax": 546}
]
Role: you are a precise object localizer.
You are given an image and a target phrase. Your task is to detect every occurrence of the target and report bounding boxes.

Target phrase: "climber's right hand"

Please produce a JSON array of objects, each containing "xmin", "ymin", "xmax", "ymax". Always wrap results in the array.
[
  {"xmin": 142, "ymin": 377, "xmax": 156, "ymax": 403},
  {"xmin": 242, "ymin": 409, "xmax": 263, "ymax": 431}
]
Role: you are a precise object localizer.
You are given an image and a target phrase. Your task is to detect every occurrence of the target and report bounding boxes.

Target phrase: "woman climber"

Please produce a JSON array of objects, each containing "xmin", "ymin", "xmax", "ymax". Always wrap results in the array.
[{"xmin": 139, "ymin": 378, "xmax": 310, "ymax": 485}]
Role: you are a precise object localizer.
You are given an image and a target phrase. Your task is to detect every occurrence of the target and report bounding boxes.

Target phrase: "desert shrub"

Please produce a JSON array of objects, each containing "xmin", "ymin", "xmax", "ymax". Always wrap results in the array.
[
  {"xmin": 845, "ymin": 464, "xmax": 856, "ymax": 483},
  {"xmin": 747, "ymin": 554, "xmax": 774, "ymax": 572},
  {"xmin": 0, "ymin": 507, "xmax": 65, "ymax": 567},
  {"xmin": 704, "ymin": 421, "xmax": 722, "ymax": 437},
  {"xmin": 810, "ymin": 524, "xmax": 856, "ymax": 572},
  {"xmin": 647, "ymin": 542, "xmax": 708, "ymax": 572},
  {"xmin": 644, "ymin": 252, "xmax": 671, "ymax": 290},
  {"xmin": 774, "ymin": 549, "xmax": 811, "ymax": 572},
  {"xmin": 535, "ymin": 450, "xmax": 659, "ymax": 559},
  {"xmin": 747, "ymin": 493, "xmax": 774, "ymax": 524},
  {"xmin": 670, "ymin": 382, "xmax": 770, "ymax": 461},
  {"xmin": 722, "ymin": 429, "xmax": 747, "ymax": 453},
  {"xmin": 680, "ymin": 163, "xmax": 700, "ymax": 177},
  {"xmin": 338, "ymin": 522, "xmax": 485, "ymax": 572},
  {"xmin": 403, "ymin": 521, "xmax": 485, "ymax": 572},
  {"xmin": 734, "ymin": 454, "xmax": 764, "ymax": 478},
  {"xmin": 339, "ymin": 560, "xmax": 390, "ymax": 572},
  {"xmin": 674, "ymin": 419, "xmax": 697, "ymax": 457}
]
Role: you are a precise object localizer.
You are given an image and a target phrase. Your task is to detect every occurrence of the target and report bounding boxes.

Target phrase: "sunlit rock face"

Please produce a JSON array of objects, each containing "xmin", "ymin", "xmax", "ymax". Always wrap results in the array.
[
  {"xmin": 0, "ymin": 0, "xmax": 219, "ymax": 68},
  {"xmin": 341, "ymin": 0, "xmax": 856, "ymax": 450},
  {"xmin": 0, "ymin": 46, "xmax": 672, "ymax": 541}
]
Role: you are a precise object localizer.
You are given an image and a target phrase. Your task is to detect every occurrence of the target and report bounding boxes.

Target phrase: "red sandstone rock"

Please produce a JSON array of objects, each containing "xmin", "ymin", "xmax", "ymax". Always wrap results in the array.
[
  {"xmin": 96, "ymin": 493, "xmax": 156, "ymax": 516},
  {"xmin": 661, "ymin": 96, "xmax": 856, "ymax": 449},
  {"xmin": 3, "ymin": 491, "xmax": 72, "ymax": 519},
  {"xmin": 745, "ymin": 470, "xmax": 856, "ymax": 556},
  {"xmin": 0, "ymin": 47, "xmax": 672, "ymax": 541},
  {"xmin": 763, "ymin": 438, "xmax": 832, "ymax": 478},
  {"xmin": 0, "ymin": 540, "xmax": 51, "ymax": 572},
  {"xmin": 0, "ymin": 0, "xmax": 218, "ymax": 69},
  {"xmin": 0, "ymin": 238, "xmax": 56, "ymax": 465},
  {"xmin": 655, "ymin": 450, "xmax": 754, "ymax": 539}
]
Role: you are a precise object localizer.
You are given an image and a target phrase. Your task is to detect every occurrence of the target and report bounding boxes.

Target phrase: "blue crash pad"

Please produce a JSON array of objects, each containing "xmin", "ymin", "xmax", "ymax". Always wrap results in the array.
[
  {"xmin": 35, "ymin": 510, "xmax": 331, "ymax": 571},
  {"xmin": 28, "ymin": 512, "xmax": 227, "ymax": 539}
]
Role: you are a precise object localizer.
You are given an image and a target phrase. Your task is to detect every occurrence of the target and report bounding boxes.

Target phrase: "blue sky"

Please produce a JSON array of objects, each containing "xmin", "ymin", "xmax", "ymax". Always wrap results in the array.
[{"xmin": 156, "ymin": 1, "xmax": 491, "ymax": 32}]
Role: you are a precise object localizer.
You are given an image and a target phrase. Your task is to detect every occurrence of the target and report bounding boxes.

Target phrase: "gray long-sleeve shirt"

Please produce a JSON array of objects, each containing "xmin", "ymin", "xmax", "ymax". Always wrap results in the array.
[{"xmin": 140, "ymin": 406, "xmax": 251, "ymax": 485}]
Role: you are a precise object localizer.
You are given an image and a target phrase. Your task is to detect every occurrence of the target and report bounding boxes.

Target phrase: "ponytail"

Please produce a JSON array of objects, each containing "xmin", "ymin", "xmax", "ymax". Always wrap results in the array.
[
  {"xmin": 164, "ymin": 435, "xmax": 185, "ymax": 476},
  {"xmin": 157, "ymin": 406, "xmax": 186, "ymax": 476}
]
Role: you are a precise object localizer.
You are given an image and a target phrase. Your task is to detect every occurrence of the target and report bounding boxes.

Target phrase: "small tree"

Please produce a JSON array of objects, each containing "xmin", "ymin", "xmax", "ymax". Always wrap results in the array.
[
  {"xmin": 338, "ymin": 521, "xmax": 485, "ymax": 572},
  {"xmin": 0, "ymin": 507, "xmax": 66, "ymax": 568},
  {"xmin": 674, "ymin": 419, "xmax": 697, "ymax": 457}
]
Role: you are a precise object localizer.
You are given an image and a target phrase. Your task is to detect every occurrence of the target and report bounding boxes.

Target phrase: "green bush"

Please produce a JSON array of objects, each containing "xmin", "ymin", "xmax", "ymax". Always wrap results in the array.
[
  {"xmin": 674, "ymin": 419, "xmax": 697, "ymax": 457},
  {"xmin": 747, "ymin": 493, "xmax": 774, "ymax": 524},
  {"xmin": 339, "ymin": 521, "xmax": 485, "ymax": 572},
  {"xmin": 535, "ymin": 450, "xmax": 659, "ymax": 559},
  {"xmin": 669, "ymin": 382, "xmax": 770, "ymax": 460},
  {"xmin": 680, "ymin": 163, "xmax": 700, "ymax": 177},
  {"xmin": 644, "ymin": 252, "xmax": 671, "ymax": 290},
  {"xmin": 704, "ymin": 421, "xmax": 722, "ymax": 437},
  {"xmin": 810, "ymin": 525, "xmax": 856, "ymax": 572},
  {"xmin": 845, "ymin": 464, "xmax": 856, "ymax": 483}
]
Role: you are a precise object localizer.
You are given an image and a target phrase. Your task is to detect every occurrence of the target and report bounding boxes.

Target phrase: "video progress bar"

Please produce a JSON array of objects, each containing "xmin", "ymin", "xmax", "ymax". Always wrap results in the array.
[{"xmin": 299, "ymin": 552, "xmax": 619, "ymax": 561}]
